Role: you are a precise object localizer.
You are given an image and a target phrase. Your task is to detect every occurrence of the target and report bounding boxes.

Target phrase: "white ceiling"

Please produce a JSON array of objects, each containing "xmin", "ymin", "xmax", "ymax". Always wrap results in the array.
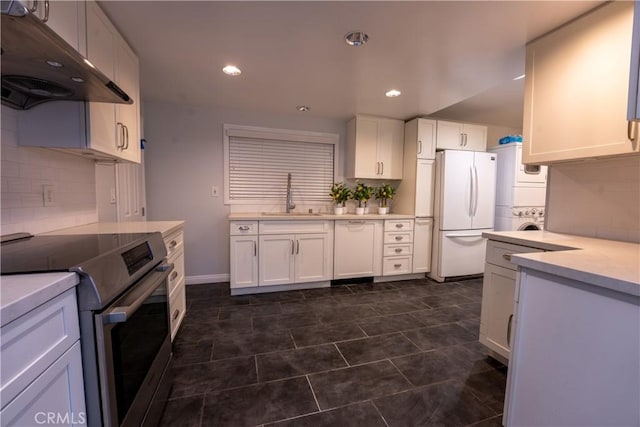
[{"xmin": 99, "ymin": 1, "xmax": 601, "ymax": 128}]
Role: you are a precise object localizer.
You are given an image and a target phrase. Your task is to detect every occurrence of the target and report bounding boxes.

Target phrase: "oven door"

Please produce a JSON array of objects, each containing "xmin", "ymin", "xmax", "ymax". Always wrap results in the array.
[{"xmin": 95, "ymin": 262, "xmax": 173, "ymax": 427}]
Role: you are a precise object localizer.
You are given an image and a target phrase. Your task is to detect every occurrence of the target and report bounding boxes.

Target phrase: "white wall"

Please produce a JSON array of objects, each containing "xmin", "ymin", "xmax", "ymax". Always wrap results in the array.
[
  {"xmin": 486, "ymin": 125, "xmax": 522, "ymax": 149},
  {"xmin": 1, "ymin": 106, "xmax": 97, "ymax": 235},
  {"xmin": 143, "ymin": 101, "xmax": 348, "ymax": 281},
  {"xmin": 545, "ymin": 155, "xmax": 640, "ymax": 243}
]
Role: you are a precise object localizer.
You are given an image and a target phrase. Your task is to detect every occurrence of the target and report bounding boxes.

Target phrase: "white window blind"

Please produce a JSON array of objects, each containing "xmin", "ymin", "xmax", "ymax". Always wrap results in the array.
[{"xmin": 228, "ymin": 136, "xmax": 334, "ymax": 202}]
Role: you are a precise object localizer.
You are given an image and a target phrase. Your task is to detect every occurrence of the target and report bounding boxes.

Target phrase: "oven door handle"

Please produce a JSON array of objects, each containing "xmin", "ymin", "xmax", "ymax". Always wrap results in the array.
[{"xmin": 102, "ymin": 262, "xmax": 173, "ymax": 324}]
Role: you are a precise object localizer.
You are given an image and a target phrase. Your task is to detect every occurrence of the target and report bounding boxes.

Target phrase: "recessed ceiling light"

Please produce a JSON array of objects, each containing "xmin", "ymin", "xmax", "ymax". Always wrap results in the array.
[
  {"xmin": 513, "ymin": 74, "xmax": 526, "ymax": 81},
  {"xmin": 296, "ymin": 105, "xmax": 311, "ymax": 112},
  {"xmin": 385, "ymin": 89, "xmax": 401, "ymax": 98},
  {"xmin": 46, "ymin": 60, "xmax": 63, "ymax": 68},
  {"xmin": 222, "ymin": 65, "xmax": 242, "ymax": 76},
  {"xmin": 344, "ymin": 31, "xmax": 369, "ymax": 47}
]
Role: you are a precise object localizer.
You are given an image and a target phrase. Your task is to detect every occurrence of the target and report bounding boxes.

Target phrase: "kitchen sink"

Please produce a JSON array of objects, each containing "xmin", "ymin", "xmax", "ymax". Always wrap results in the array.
[{"xmin": 260, "ymin": 212, "xmax": 324, "ymax": 216}]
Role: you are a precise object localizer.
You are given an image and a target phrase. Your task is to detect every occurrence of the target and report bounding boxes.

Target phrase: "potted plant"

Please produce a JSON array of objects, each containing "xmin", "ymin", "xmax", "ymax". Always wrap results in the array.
[
  {"xmin": 375, "ymin": 183, "xmax": 396, "ymax": 214},
  {"xmin": 329, "ymin": 182, "xmax": 351, "ymax": 214},
  {"xmin": 352, "ymin": 182, "xmax": 374, "ymax": 215}
]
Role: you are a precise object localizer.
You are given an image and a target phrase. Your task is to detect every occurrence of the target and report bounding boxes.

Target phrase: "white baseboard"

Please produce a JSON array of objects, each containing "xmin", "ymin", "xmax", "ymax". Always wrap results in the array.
[{"xmin": 185, "ymin": 274, "xmax": 230, "ymax": 285}]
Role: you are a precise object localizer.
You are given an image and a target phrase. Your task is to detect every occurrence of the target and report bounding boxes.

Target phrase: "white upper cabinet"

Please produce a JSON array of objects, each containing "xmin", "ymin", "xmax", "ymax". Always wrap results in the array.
[
  {"xmin": 405, "ymin": 118, "xmax": 436, "ymax": 160},
  {"xmin": 16, "ymin": 1, "xmax": 141, "ymax": 164},
  {"xmin": 26, "ymin": 1, "xmax": 87, "ymax": 53},
  {"xmin": 436, "ymin": 120, "xmax": 487, "ymax": 151},
  {"xmin": 523, "ymin": 1, "xmax": 638, "ymax": 164},
  {"xmin": 346, "ymin": 115, "xmax": 404, "ymax": 179}
]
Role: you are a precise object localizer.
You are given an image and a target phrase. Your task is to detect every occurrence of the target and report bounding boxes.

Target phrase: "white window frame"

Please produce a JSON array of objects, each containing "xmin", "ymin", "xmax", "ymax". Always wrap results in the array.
[{"xmin": 223, "ymin": 124, "xmax": 339, "ymax": 205}]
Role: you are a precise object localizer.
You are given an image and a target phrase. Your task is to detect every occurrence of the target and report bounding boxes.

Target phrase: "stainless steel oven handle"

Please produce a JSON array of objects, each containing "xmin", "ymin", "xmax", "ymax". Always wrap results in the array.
[{"xmin": 103, "ymin": 262, "xmax": 173, "ymax": 324}]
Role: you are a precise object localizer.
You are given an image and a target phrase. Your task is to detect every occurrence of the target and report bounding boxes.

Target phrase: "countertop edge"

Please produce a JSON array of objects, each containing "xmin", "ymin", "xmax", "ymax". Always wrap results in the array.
[
  {"xmin": 41, "ymin": 221, "xmax": 185, "ymax": 238},
  {"xmin": 1, "ymin": 273, "xmax": 79, "ymax": 327},
  {"xmin": 228, "ymin": 213, "xmax": 417, "ymax": 221}
]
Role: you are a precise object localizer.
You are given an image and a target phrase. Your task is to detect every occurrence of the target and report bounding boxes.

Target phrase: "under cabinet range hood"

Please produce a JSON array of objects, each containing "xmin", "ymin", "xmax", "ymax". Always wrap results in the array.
[{"xmin": 1, "ymin": 0, "xmax": 132, "ymax": 110}]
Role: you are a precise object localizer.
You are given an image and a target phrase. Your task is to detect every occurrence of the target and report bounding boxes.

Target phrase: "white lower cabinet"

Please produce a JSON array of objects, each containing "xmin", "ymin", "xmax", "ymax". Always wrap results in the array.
[
  {"xmin": 334, "ymin": 220, "xmax": 383, "ymax": 279},
  {"xmin": 0, "ymin": 288, "xmax": 85, "ymax": 425},
  {"xmin": 230, "ymin": 236, "xmax": 259, "ymax": 288},
  {"xmin": 479, "ymin": 240, "xmax": 543, "ymax": 360},
  {"xmin": 383, "ymin": 220, "xmax": 414, "ymax": 276},
  {"xmin": 164, "ymin": 228, "xmax": 186, "ymax": 341},
  {"xmin": 412, "ymin": 218, "xmax": 433, "ymax": 273},
  {"xmin": 231, "ymin": 220, "xmax": 332, "ymax": 290}
]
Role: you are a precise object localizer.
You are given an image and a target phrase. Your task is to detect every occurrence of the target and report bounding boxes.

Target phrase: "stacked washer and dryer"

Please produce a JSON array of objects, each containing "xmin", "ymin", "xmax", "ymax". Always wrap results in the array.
[{"xmin": 489, "ymin": 143, "xmax": 547, "ymax": 231}]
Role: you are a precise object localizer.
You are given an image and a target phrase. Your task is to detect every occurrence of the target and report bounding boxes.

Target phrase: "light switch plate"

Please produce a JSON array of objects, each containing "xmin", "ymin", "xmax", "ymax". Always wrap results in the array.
[{"xmin": 43, "ymin": 184, "xmax": 55, "ymax": 207}]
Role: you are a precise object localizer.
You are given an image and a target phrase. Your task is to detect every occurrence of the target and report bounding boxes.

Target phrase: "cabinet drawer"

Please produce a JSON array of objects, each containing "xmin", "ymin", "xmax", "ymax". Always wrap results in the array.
[
  {"xmin": 167, "ymin": 251, "xmax": 185, "ymax": 296},
  {"xmin": 259, "ymin": 220, "xmax": 329, "ymax": 235},
  {"xmin": 384, "ymin": 244, "xmax": 413, "ymax": 257},
  {"xmin": 384, "ymin": 219, "xmax": 414, "ymax": 232},
  {"xmin": 1, "ymin": 289, "xmax": 79, "ymax": 408},
  {"xmin": 229, "ymin": 221, "xmax": 258, "ymax": 236},
  {"xmin": 164, "ymin": 230, "xmax": 184, "ymax": 258},
  {"xmin": 384, "ymin": 231, "xmax": 413, "ymax": 244},
  {"xmin": 486, "ymin": 240, "xmax": 543, "ymax": 271},
  {"xmin": 169, "ymin": 286, "xmax": 186, "ymax": 341},
  {"xmin": 383, "ymin": 256, "xmax": 413, "ymax": 275}
]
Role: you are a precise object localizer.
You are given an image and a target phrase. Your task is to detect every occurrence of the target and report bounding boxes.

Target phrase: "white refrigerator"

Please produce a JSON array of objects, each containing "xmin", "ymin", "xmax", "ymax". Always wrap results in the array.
[{"xmin": 429, "ymin": 150, "xmax": 497, "ymax": 282}]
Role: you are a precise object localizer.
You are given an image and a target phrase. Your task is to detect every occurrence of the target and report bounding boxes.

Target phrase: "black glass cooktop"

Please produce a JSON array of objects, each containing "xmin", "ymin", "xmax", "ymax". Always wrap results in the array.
[{"xmin": 0, "ymin": 233, "xmax": 154, "ymax": 274}]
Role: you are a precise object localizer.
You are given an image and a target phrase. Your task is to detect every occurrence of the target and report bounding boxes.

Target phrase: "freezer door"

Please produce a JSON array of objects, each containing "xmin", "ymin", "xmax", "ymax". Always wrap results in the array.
[
  {"xmin": 438, "ymin": 230, "xmax": 488, "ymax": 277},
  {"xmin": 440, "ymin": 150, "xmax": 473, "ymax": 230},
  {"xmin": 471, "ymin": 152, "xmax": 497, "ymax": 229}
]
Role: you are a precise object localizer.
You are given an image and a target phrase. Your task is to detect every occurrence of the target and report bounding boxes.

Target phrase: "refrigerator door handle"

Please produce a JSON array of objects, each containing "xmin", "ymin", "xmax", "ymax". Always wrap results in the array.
[
  {"xmin": 469, "ymin": 166, "xmax": 474, "ymax": 217},
  {"xmin": 473, "ymin": 164, "xmax": 479, "ymax": 216}
]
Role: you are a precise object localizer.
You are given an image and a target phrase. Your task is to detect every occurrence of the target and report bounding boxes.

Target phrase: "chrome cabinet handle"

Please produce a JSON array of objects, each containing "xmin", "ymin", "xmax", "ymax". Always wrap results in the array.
[
  {"xmin": 395, "ymin": 223, "xmax": 403, "ymax": 228},
  {"xmin": 507, "ymin": 314, "xmax": 514, "ymax": 347},
  {"xmin": 296, "ymin": 240, "xmax": 300, "ymax": 255},
  {"xmin": 29, "ymin": 0, "xmax": 38, "ymax": 13},
  {"xmin": 381, "ymin": 162, "xmax": 384, "ymax": 175},
  {"xmin": 291, "ymin": 240, "xmax": 295, "ymax": 255},
  {"xmin": 42, "ymin": 0, "xmax": 49, "ymax": 22},
  {"xmin": 254, "ymin": 240, "xmax": 257, "ymax": 256},
  {"xmin": 418, "ymin": 140, "xmax": 422, "ymax": 154},
  {"xmin": 123, "ymin": 125, "xmax": 129, "ymax": 150},
  {"xmin": 170, "ymin": 271, "xmax": 178, "ymax": 281},
  {"xmin": 116, "ymin": 122, "xmax": 124, "ymax": 150},
  {"xmin": 376, "ymin": 162, "xmax": 381, "ymax": 175},
  {"xmin": 348, "ymin": 220, "xmax": 365, "ymax": 224},
  {"xmin": 395, "ymin": 236, "xmax": 403, "ymax": 241},
  {"xmin": 238, "ymin": 225, "xmax": 250, "ymax": 231},
  {"xmin": 395, "ymin": 248, "xmax": 402, "ymax": 253},
  {"xmin": 172, "ymin": 309, "xmax": 180, "ymax": 321},
  {"xmin": 502, "ymin": 253, "xmax": 512, "ymax": 262},
  {"xmin": 394, "ymin": 263, "xmax": 402, "ymax": 268},
  {"xmin": 169, "ymin": 240, "xmax": 178, "ymax": 249},
  {"xmin": 629, "ymin": 121, "xmax": 638, "ymax": 150}
]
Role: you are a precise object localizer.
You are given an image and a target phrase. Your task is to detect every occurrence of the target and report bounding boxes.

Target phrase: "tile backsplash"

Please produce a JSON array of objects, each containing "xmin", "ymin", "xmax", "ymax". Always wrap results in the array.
[
  {"xmin": 546, "ymin": 155, "xmax": 640, "ymax": 243},
  {"xmin": 1, "ymin": 106, "xmax": 97, "ymax": 235}
]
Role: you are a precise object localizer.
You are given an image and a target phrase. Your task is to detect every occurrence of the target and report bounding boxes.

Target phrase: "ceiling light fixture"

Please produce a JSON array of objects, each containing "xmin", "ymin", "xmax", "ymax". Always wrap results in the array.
[
  {"xmin": 296, "ymin": 105, "xmax": 310, "ymax": 112},
  {"xmin": 344, "ymin": 31, "xmax": 369, "ymax": 47},
  {"xmin": 71, "ymin": 77, "xmax": 85, "ymax": 83},
  {"xmin": 385, "ymin": 89, "xmax": 401, "ymax": 98},
  {"xmin": 222, "ymin": 65, "xmax": 242, "ymax": 76},
  {"xmin": 513, "ymin": 74, "xmax": 526, "ymax": 80}
]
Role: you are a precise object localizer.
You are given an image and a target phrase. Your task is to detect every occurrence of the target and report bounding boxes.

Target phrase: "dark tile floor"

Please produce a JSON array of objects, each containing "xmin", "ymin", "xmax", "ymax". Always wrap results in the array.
[{"xmin": 159, "ymin": 277, "xmax": 507, "ymax": 427}]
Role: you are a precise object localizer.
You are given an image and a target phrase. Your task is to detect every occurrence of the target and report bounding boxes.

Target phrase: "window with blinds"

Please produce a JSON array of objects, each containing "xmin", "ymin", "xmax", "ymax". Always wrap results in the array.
[{"xmin": 225, "ymin": 126, "xmax": 336, "ymax": 204}]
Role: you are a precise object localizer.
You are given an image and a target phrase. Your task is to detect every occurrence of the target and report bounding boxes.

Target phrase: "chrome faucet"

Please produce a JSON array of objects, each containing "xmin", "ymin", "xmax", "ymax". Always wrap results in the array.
[{"xmin": 286, "ymin": 173, "xmax": 295, "ymax": 213}]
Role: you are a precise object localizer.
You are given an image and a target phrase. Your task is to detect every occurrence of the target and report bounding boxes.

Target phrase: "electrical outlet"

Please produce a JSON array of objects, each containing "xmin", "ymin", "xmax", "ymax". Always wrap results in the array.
[
  {"xmin": 43, "ymin": 184, "xmax": 55, "ymax": 207},
  {"xmin": 211, "ymin": 186, "xmax": 219, "ymax": 197}
]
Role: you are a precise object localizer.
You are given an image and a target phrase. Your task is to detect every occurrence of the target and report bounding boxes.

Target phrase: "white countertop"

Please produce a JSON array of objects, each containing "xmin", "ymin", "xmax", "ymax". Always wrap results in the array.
[
  {"xmin": 229, "ymin": 213, "xmax": 416, "ymax": 221},
  {"xmin": 0, "ymin": 273, "xmax": 79, "ymax": 327},
  {"xmin": 483, "ymin": 231, "xmax": 640, "ymax": 296},
  {"xmin": 41, "ymin": 221, "xmax": 185, "ymax": 238}
]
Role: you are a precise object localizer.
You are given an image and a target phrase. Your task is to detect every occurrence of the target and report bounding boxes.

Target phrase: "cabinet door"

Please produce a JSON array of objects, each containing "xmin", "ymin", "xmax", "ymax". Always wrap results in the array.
[
  {"xmin": 479, "ymin": 263, "xmax": 516, "ymax": 360},
  {"xmin": 470, "ymin": 152, "xmax": 497, "ymax": 229},
  {"xmin": 231, "ymin": 236, "xmax": 258, "ymax": 288},
  {"xmin": 415, "ymin": 159, "xmax": 435, "ymax": 217},
  {"xmin": 463, "ymin": 124, "xmax": 487, "ymax": 151},
  {"xmin": 259, "ymin": 235, "xmax": 294, "ymax": 286},
  {"xmin": 523, "ymin": 2, "xmax": 636, "ymax": 164},
  {"xmin": 114, "ymin": 36, "xmax": 141, "ymax": 163},
  {"xmin": 378, "ymin": 118, "xmax": 404, "ymax": 179},
  {"xmin": 1, "ymin": 342, "xmax": 85, "ymax": 427},
  {"xmin": 334, "ymin": 220, "xmax": 383, "ymax": 279},
  {"xmin": 116, "ymin": 157, "xmax": 145, "ymax": 222},
  {"xmin": 413, "ymin": 218, "xmax": 433, "ymax": 273},
  {"xmin": 440, "ymin": 150, "xmax": 473, "ymax": 230},
  {"xmin": 352, "ymin": 117, "xmax": 379, "ymax": 178},
  {"xmin": 417, "ymin": 119, "xmax": 436, "ymax": 159},
  {"xmin": 436, "ymin": 121, "xmax": 464, "ymax": 150},
  {"xmin": 86, "ymin": 1, "xmax": 118, "ymax": 158},
  {"xmin": 294, "ymin": 234, "xmax": 330, "ymax": 283},
  {"xmin": 35, "ymin": 1, "xmax": 86, "ymax": 53}
]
